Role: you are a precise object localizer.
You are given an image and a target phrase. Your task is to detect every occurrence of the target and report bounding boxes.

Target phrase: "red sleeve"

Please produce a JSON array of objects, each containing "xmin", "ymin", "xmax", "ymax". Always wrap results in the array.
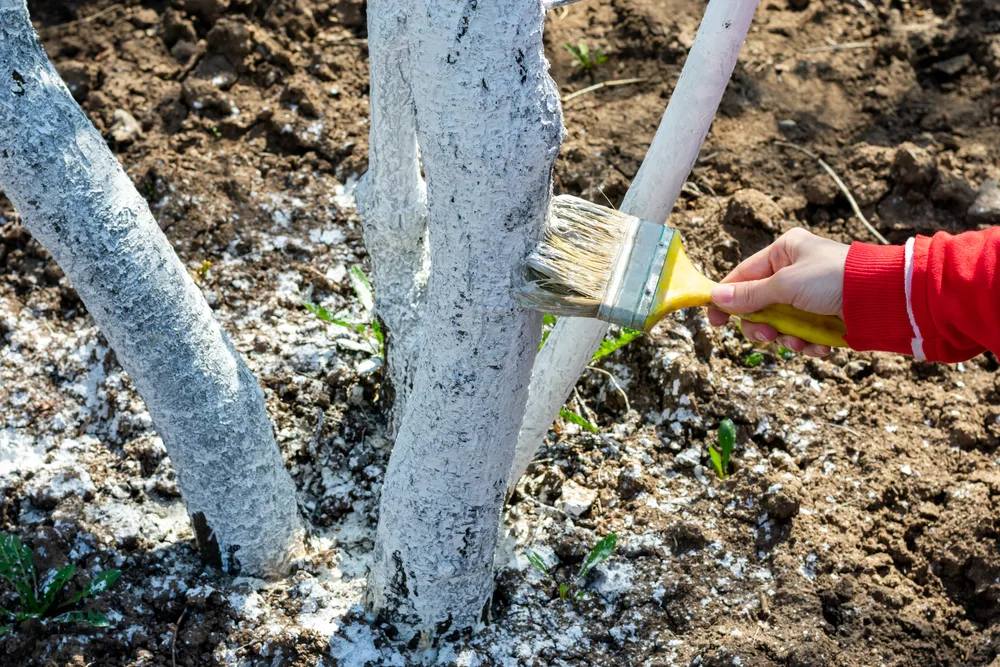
[{"xmin": 843, "ymin": 229, "xmax": 1000, "ymax": 363}]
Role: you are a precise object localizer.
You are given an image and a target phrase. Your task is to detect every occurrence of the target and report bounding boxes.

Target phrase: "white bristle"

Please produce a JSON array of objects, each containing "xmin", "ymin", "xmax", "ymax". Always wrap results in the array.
[{"xmin": 516, "ymin": 195, "xmax": 636, "ymax": 317}]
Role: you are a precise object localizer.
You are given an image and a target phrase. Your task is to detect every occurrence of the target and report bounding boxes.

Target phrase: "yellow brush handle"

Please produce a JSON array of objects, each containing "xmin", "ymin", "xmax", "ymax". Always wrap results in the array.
[
  {"xmin": 651, "ymin": 236, "xmax": 848, "ymax": 348},
  {"xmin": 722, "ymin": 303, "xmax": 847, "ymax": 348}
]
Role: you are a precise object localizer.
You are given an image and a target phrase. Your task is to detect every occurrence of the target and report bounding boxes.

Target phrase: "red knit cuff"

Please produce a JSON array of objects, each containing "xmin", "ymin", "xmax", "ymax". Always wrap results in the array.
[{"xmin": 842, "ymin": 242, "xmax": 912, "ymax": 354}]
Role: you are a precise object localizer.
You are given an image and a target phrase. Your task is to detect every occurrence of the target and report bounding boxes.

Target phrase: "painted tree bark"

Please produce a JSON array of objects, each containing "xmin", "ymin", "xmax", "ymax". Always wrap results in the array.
[
  {"xmin": 361, "ymin": 0, "xmax": 563, "ymax": 636},
  {"xmin": 510, "ymin": 0, "xmax": 761, "ymax": 486},
  {"xmin": 0, "ymin": 0, "xmax": 303, "ymax": 576},
  {"xmin": 354, "ymin": 0, "xmax": 430, "ymax": 429}
]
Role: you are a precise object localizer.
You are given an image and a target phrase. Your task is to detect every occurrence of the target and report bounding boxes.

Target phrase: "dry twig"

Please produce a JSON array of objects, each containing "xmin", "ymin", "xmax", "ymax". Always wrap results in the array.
[
  {"xmin": 585, "ymin": 365, "xmax": 631, "ymax": 414},
  {"xmin": 38, "ymin": 5, "xmax": 126, "ymax": 34},
  {"xmin": 775, "ymin": 141, "xmax": 889, "ymax": 245},
  {"xmin": 562, "ymin": 77, "xmax": 648, "ymax": 104},
  {"xmin": 172, "ymin": 609, "xmax": 188, "ymax": 667},
  {"xmin": 801, "ymin": 41, "xmax": 874, "ymax": 54}
]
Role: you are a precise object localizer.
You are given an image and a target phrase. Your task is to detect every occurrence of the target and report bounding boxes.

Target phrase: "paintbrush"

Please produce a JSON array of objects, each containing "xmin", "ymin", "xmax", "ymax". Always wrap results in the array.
[{"xmin": 516, "ymin": 195, "xmax": 847, "ymax": 347}]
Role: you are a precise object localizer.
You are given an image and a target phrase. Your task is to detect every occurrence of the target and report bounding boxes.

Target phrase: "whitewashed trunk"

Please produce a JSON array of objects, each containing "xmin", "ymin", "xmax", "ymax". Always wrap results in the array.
[
  {"xmin": 363, "ymin": 0, "xmax": 563, "ymax": 636},
  {"xmin": 354, "ymin": 0, "xmax": 429, "ymax": 426},
  {"xmin": 0, "ymin": 0, "xmax": 303, "ymax": 576},
  {"xmin": 510, "ymin": 0, "xmax": 761, "ymax": 486}
]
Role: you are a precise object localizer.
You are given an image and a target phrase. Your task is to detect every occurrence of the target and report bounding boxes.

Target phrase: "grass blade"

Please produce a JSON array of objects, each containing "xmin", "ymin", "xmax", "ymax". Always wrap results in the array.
[
  {"xmin": 349, "ymin": 265, "xmax": 375, "ymax": 313},
  {"xmin": 525, "ymin": 550, "xmax": 549, "ymax": 577},
  {"xmin": 0, "ymin": 534, "xmax": 38, "ymax": 611}
]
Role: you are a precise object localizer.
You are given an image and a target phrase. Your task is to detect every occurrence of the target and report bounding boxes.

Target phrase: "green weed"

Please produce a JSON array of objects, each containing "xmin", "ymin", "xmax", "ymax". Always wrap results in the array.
[
  {"xmin": 211, "ymin": 127, "xmax": 222, "ymax": 138},
  {"xmin": 592, "ymin": 327, "xmax": 642, "ymax": 362},
  {"xmin": 744, "ymin": 351, "xmax": 764, "ymax": 367},
  {"xmin": 564, "ymin": 42, "xmax": 609, "ymax": 71},
  {"xmin": 539, "ymin": 313, "xmax": 558, "ymax": 350},
  {"xmin": 195, "ymin": 260, "xmax": 211, "ymax": 283},
  {"xmin": 709, "ymin": 418, "xmax": 736, "ymax": 480},
  {"xmin": 559, "ymin": 407, "xmax": 598, "ymax": 434},
  {"xmin": 777, "ymin": 346, "xmax": 795, "ymax": 360},
  {"xmin": 0, "ymin": 533, "xmax": 122, "ymax": 636},
  {"xmin": 304, "ymin": 264, "xmax": 384, "ymax": 373},
  {"xmin": 526, "ymin": 533, "xmax": 618, "ymax": 602}
]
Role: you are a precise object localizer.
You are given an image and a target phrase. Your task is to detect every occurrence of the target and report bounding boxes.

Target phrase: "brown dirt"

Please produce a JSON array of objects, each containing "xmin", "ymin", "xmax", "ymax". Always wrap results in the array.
[{"xmin": 1, "ymin": 0, "xmax": 999, "ymax": 665}]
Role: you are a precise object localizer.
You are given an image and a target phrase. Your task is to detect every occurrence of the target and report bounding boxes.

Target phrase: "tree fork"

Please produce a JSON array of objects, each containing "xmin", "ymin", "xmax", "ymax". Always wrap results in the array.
[{"xmin": 362, "ymin": 0, "xmax": 564, "ymax": 637}]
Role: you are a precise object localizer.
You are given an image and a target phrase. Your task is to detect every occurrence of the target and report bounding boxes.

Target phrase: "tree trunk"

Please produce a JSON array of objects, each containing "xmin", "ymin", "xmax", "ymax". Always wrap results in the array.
[
  {"xmin": 510, "ymin": 0, "xmax": 761, "ymax": 487},
  {"xmin": 362, "ymin": 0, "xmax": 563, "ymax": 637},
  {"xmin": 354, "ymin": 0, "xmax": 429, "ymax": 429},
  {"xmin": 0, "ymin": 0, "xmax": 303, "ymax": 576}
]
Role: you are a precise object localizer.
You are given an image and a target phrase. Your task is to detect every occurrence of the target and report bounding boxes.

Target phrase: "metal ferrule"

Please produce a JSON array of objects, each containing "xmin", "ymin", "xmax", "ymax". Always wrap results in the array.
[{"xmin": 598, "ymin": 219, "xmax": 675, "ymax": 329}]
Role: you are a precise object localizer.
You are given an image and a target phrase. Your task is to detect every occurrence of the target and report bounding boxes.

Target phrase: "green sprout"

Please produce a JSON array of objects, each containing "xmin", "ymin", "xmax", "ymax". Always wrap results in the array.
[
  {"xmin": 539, "ymin": 313, "xmax": 558, "ymax": 350},
  {"xmin": 777, "ymin": 346, "xmax": 795, "ymax": 360},
  {"xmin": 541, "ymin": 316, "xmax": 641, "ymax": 360},
  {"xmin": 305, "ymin": 265, "xmax": 384, "ymax": 374},
  {"xmin": 564, "ymin": 42, "xmax": 609, "ymax": 71},
  {"xmin": 0, "ymin": 533, "xmax": 122, "ymax": 637},
  {"xmin": 744, "ymin": 351, "xmax": 764, "ymax": 367},
  {"xmin": 525, "ymin": 534, "xmax": 618, "ymax": 602},
  {"xmin": 592, "ymin": 327, "xmax": 642, "ymax": 362},
  {"xmin": 559, "ymin": 407, "xmax": 598, "ymax": 434},
  {"xmin": 195, "ymin": 260, "xmax": 211, "ymax": 283},
  {"xmin": 709, "ymin": 419, "xmax": 736, "ymax": 480},
  {"xmin": 211, "ymin": 127, "xmax": 222, "ymax": 138}
]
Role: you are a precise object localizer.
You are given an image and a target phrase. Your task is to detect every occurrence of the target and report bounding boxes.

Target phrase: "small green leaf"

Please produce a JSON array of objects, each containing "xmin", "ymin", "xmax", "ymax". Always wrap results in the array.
[
  {"xmin": 578, "ymin": 534, "xmax": 617, "ymax": 580},
  {"xmin": 349, "ymin": 265, "xmax": 375, "ymax": 313},
  {"xmin": 39, "ymin": 565, "xmax": 75, "ymax": 612},
  {"xmin": 591, "ymin": 328, "xmax": 642, "ymax": 362},
  {"xmin": 574, "ymin": 589, "xmax": 588, "ymax": 600},
  {"xmin": 778, "ymin": 346, "xmax": 795, "ymax": 360},
  {"xmin": 371, "ymin": 318, "xmax": 385, "ymax": 350},
  {"xmin": 558, "ymin": 583, "xmax": 568, "ymax": 601},
  {"xmin": 0, "ymin": 625, "xmax": 8, "ymax": 637},
  {"xmin": 60, "ymin": 570, "xmax": 121, "ymax": 608},
  {"xmin": 303, "ymin": 301, "xmax": 333, "ymax": 321},
  {"xmin": 305, "ymin": 302, "xmax": 368, "ymax": 333},
  {"xmin": 559, "ymin": 408, "xmax": 598, "ymax": 433},
  {"xmin": 525, "ymin": 550, "xmax": 549, "ymax": 577},
  {"xmin": 718, "ymin": 418, "xmax": 736, "ymax": 463},
  {"xmin": 708, "ymin": 445, "xmax": 726, "ymax": 479},
  {"xmin": 745, "ymin": 351, "xmax": 764, "ymax": 367},
  {"xmin": 53, "ymin": 610, "xmax": 110, "ymax": 628}
]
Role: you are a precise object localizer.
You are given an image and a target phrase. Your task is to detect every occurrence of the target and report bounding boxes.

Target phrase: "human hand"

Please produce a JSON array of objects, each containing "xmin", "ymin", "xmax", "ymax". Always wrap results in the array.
[{"xmin": 707, "ymin": 228, "xmax": 849, "ymax": 357}]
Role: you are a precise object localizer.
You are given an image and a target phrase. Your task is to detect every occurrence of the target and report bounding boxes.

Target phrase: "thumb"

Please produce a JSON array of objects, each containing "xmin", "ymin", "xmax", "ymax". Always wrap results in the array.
[{"xmin": 710, "ymin": 277, "xmax": 783, "ymax": 314}]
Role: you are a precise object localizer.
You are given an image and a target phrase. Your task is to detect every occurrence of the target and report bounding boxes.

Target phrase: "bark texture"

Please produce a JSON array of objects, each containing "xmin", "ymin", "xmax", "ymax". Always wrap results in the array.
[
  {"xmin": 354, "ymin": 0, "xmax": 429, "ymax": 426},
  {"xmin": 510, "ymin": 0, "xmax": 761, "ymax": 486},
  {"xmin": 362, "ymin": 0, "xmax": 564, "ymax": 635},
  {"xmin": 0, "ymin": 0, "xmax": 303, "ymax": 576}
]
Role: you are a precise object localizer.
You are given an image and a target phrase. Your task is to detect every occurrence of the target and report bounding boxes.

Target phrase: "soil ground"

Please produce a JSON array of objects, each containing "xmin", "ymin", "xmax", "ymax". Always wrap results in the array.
[{"xmin": 1, "ymin": 0, "xmax": 1000, "ymax": 664}]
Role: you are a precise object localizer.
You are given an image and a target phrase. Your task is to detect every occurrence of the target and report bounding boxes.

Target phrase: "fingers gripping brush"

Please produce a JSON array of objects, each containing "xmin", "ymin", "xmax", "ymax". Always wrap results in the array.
[{"xmin": 517, "ymin": 196, "xmax": 848, "ymax": 348}]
